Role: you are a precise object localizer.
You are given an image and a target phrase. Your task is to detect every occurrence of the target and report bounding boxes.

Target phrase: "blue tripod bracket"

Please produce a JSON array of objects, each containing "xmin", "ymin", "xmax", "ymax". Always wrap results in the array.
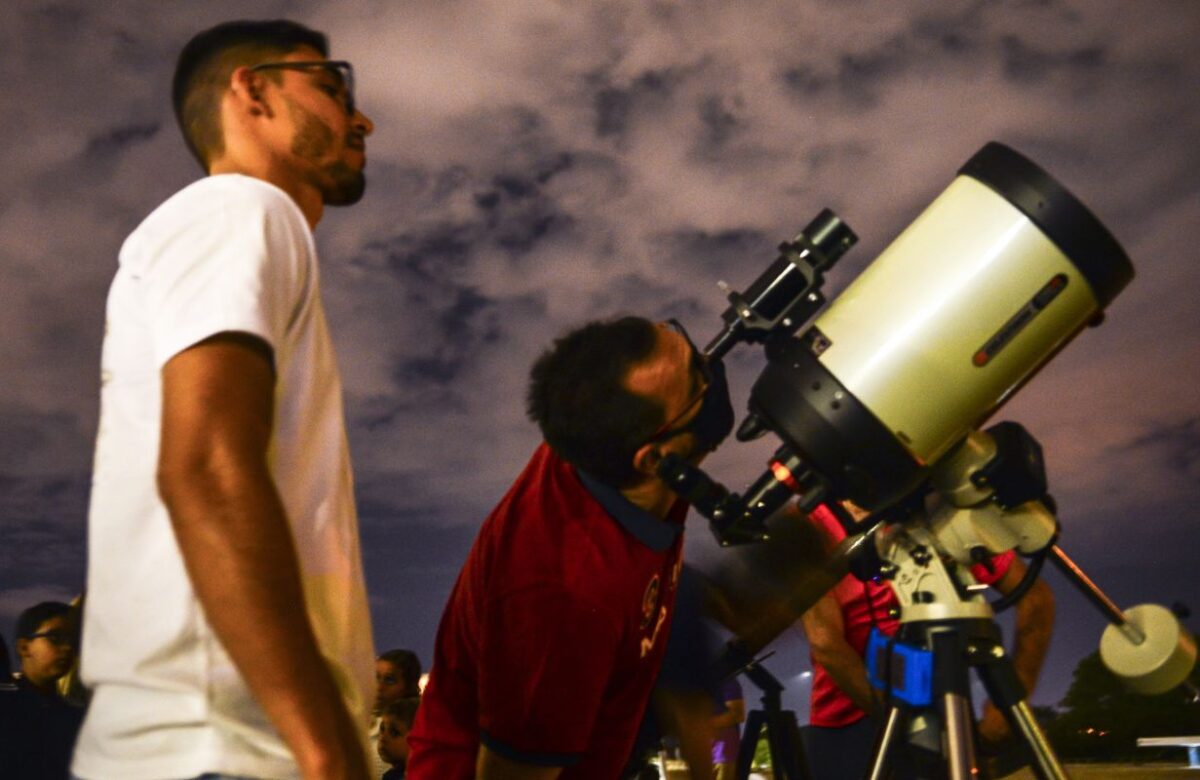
[{"xmin": 865, "ymin": 628, "xmax": 934, "ymax": 707}]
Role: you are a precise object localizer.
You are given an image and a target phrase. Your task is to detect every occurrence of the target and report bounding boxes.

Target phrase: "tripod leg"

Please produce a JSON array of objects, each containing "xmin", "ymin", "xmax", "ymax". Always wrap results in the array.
[
  {"xmin": 737, "ymin": 710, "xmax": 765, "ymax": 780},
  {"xmin": 1006, "ymin": 700, "xmax": 1069, "ymax": 780},
  {"xmin": 763, "ymin": 705, "xmax": 810, "ymax": 780},
  {"xmin": 932, "ymin": 631, "xmax": 977, "ymax": 780},
  {"xmin": 865, "ymin": 705, "xmax": 903, "ymax": 780},
  {"xmin": 941, "ymin": 691, "xmax": 977, "ymax": 780},
  {"xmin": 975, "ymin": 642, "xmax": 1070, "ymax": 780},
  {"xmin": 765, "ymin": 714, "xmax": 789, "ymax": 780}
]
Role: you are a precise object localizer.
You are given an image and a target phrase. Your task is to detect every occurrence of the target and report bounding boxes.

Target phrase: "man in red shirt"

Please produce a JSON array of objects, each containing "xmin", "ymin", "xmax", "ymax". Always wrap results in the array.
[
  {"xmin": 800, "ymin": 505, "xmax": 1056, "ymax": 780},
  {"xmin": 407, "ymin": 316, "xmax": 735, "ymax": 780}
]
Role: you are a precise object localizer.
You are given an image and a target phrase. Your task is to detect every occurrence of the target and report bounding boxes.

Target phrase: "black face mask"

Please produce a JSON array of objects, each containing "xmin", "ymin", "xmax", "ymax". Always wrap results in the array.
[
  {"xmin": 686, "ymin": 357, "xmax": 735, "ymax": 454},
  {"xmin": 650, "ymin": 356, "xmax": 735, "ymax": 456}
]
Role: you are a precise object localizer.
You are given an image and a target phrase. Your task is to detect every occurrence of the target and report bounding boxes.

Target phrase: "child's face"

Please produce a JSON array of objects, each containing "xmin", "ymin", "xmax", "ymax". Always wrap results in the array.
[
  {"xmin": 378, "ymin": 714, "xmax": 411, "ymax": 767},
  {"xmin": 375, "ymin": 659, "xmax": 409, "ymax": 711}
]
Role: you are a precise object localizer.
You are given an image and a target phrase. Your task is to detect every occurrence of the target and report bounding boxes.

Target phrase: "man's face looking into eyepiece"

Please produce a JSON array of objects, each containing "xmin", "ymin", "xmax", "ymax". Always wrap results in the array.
[{"xmin": 625, "ymin": 320, "xmax": 734, "ymax": 475}]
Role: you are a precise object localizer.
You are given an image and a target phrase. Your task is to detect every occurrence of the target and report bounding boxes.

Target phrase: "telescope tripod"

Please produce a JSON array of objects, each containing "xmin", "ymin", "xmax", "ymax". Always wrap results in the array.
[
  {"xmin": 735, "ymin": 657, "xmax": 812, "ymax": 780},
  {"xmin": 864, "ymin": 617, "xmax": 1066, "ymax": 780}
]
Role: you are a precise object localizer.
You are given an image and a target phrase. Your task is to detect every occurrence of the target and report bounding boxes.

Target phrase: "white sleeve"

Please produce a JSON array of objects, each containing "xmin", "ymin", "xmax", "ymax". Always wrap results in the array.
[{"xmin": 138, "ymin": 184, "xmax": 310, "ymax": 369}]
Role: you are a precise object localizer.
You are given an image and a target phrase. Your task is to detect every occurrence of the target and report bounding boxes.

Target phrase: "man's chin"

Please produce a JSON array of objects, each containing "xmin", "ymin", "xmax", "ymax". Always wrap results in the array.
[{"xmin": 323, "ymin": 167, "xmax": 366, "ymax": 206}]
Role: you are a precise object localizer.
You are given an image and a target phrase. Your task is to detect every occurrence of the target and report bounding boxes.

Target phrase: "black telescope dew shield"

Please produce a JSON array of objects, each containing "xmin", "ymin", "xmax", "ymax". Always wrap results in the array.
[{"xmin": 744, "ymin": 142, "xmax": 1134, "ymax": 512}]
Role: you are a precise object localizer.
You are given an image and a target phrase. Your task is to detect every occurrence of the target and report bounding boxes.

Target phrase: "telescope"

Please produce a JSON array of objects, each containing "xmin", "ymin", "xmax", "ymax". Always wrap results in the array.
[{"xmin": 667, "ymin": 143, "xmax": 1197, "ymax": 780}]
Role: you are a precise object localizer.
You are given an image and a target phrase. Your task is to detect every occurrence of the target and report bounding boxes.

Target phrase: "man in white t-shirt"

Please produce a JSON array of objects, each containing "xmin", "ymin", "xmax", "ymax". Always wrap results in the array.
[{"xmin": 74, "ymin": 19, "xmax": 377, "ymax": 780}]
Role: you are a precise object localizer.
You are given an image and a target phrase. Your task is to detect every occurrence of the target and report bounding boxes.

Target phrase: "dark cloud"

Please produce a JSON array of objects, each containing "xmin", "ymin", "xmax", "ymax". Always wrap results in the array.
[
  {"xmin": 777, "ymin": 8, "xmax": 984, "ymax": 109},
  {"xmin": 691, "ymin": 93, "xmax": 746, "ymax": 160},
  {"xmin": 652, "ymin": 225, "xmax": 774, "ymax": 279},
  {"xmin": 84, "ymin": 121, "xmax": 162, "ymax": 160},
  {"xmin": 0, "ymin": 408, "xmax": 90, "ymax": 474},
  {"xmin": 592, "ymin": 67, "xmax": 684, "ymax": 139},
  {"xmin": 1000, "ymin": 35, "xmax": 1107, "ymax": 85},
  {"xmin": 0, "ymin": 472, "xmax": 88, "ymax": 590},
  {"xmin": 1122, "ymin": 416, "xmax": 1200, "ymax": 481}
]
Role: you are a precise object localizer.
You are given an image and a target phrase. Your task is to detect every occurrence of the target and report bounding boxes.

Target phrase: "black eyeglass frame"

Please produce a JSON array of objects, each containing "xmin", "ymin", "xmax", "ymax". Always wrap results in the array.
[
  {"xmin": 645, "ymin": 319, "xmax": 713, "ymax": 444},
  {"xmin": 249, "ymin": 60, "xmax": 356, "ymax": 116}
]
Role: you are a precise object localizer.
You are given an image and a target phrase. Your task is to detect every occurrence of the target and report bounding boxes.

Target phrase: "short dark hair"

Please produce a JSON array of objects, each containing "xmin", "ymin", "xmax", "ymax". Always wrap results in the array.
[
  {"xmin": 15, "ymin": 601, "xmax": 70, "ymax": 639},
  {"xmin": 527, "ymin": 316, "xmax": 665, "ymax": 488},
  {"xmin": 378, "ymin": 648, "xmax": 422, "ymax": 698},
  {"xmin": 172, "ymin": 19, "xmax": 329, "ymax": 169},
  {"xmin": 382, "ymin": 696, "xmax": 421, "ymax": 728}
]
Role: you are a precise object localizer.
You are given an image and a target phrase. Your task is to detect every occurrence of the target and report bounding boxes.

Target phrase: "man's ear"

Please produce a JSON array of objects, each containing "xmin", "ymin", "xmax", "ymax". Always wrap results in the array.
[
  {"xmin": 230, "ymin": 66, "xmax": 274, "ymax": 119},
  {"xmin": 632, "ymin": 442, "xmax": 662, "ymax": 478}
]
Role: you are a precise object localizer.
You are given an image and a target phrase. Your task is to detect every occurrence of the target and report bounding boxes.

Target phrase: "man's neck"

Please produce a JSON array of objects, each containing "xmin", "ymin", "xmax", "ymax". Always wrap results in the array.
[
  {"xmin": 619, "ymin": 479, "xmax": 677, "ymax": 521},
  {"xmin": 207, "ymin": 159, "xmax": 323, "ymax": 229}
]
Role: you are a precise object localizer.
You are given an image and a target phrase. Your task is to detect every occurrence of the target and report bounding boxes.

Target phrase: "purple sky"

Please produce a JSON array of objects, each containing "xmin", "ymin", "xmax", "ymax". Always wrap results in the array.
[{"xmin": 2, "ymin": 0, "xmax": 1198, "ymax": 716}]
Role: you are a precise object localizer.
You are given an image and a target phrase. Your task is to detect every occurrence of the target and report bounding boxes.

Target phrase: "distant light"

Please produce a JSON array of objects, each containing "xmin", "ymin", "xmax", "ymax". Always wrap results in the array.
[{"xmin": 419, "ymin": 672, "xmax": 430, "ymax": 693}]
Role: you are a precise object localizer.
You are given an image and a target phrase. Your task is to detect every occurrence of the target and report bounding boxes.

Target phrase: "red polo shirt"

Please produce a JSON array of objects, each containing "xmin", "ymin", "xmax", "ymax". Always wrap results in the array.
[
  {"xmin": 807, "ymin": 505, "xmax": 1014, "ymax": 727},
  {"xmin": 407, "ymin": 443, "xmax": 686, "ymax": 780}
]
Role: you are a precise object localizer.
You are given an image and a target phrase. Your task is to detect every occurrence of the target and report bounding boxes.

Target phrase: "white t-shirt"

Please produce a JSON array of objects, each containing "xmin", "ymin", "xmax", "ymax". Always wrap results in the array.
[{"xmin": 73, "ymin": 174, "xmax": 376, "ymax": 780}]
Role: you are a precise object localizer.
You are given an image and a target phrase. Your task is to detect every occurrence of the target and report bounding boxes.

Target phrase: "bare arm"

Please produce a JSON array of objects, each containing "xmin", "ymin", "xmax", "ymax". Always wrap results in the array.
[
  {"xmin": 978, "ymin": 556, "xmax": 1056, "ymax": 743},
  {"xmin": 800, "ymin": 592, "xmax": 881, "ymax": 717},
  {"xmin": 998, "ymin": 557, "xmax": 1056, "ymax": 698},
  {"xmin": 654, "ymin": 688, "xmax": 717, "ymax": 780},
  {"xmin": 157, "ymin": 334, "xmax": 368, "ymax": 780},
  {"xmin": 710, "ymin": 696, "xmax": 745, "ymax": 731},
  {"xmin": 477, "ymin": 744, "xmax": 564, "ymax": 780}
]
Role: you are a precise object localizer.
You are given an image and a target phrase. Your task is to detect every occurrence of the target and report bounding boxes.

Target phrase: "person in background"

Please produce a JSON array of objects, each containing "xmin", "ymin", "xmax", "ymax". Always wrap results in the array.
[
  {"xmin": 73, "ymin": 18, "xmax": 378, "ymax": 780},
  {"xmin": 372, "ymin": 649, "xmax": 422, "ymax": 778},
  {"xmin": 379, "ymin": 697, "xmax": 421, "ymax": 779},
  {"xmin": 377, "ymin": 648, "xmax": 422, "ymax": 707},
  {"xmin": 799, "ymin": 503, "xmax": 1055, "ymax": 780},
  {"xmin": 0, "ymin": 632, "xmax": 12, "ymax": 682},
  {"xmin": 710, "ymin": 677, "xmax": 745, "ymax": 780},
  {"xmin": 1, "ymin": 601, "xmax": 85, "ymax": 779}
]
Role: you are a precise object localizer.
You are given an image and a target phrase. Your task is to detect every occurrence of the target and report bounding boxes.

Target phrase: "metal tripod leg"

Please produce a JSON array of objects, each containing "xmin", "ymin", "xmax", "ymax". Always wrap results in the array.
[
  {"xmin": 974, "ymin": 638, "xmax": 1070, "ymax": 780},
  {"xmin": 1008, "ymin": 700, "xmax": 1069, "ymax": 780},
  {"xmin": 931, "ymin": 630, "xmax": 977, "ymax": 780},
  {"xmin": 865, "ymin": 705, "xmax": 903, "ymax": 780},
  {"xmin": 941, "ymin": 690, "xmax": 977, "ymax": 780}
]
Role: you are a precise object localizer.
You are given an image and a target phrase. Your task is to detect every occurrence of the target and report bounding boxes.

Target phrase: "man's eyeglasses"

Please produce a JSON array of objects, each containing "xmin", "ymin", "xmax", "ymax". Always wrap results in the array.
[
  {"xmin": 647, "ymin": 319, "xmax": 712, "ymax": 443},
  {"xmin": 249, "ymin": 60, "xmax": 356, "ymax": 116},
  {"xmin": 29, "ymin": 630, "xmax": 73, "ymax": 647}
]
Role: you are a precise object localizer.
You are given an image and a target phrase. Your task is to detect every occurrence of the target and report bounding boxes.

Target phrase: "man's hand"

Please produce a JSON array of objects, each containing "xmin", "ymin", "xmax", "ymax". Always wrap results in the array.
[
  {"xmin": 801, "ymin": 592, "xmax": 883, "ymax": 718},
  {"xmin": 158, "ymin": 333, "xmax": 369, "ymax": 780},
  {"xmin": 977, "ymin": 701, "xmax": 1012, "ymax": 746}
]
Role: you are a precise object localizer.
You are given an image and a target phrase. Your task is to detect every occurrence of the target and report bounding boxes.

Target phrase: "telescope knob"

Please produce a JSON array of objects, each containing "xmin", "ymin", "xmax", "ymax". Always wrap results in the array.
[{"xmin": 736, "ymin": 412, "xmax": 771, "ymax": 442}]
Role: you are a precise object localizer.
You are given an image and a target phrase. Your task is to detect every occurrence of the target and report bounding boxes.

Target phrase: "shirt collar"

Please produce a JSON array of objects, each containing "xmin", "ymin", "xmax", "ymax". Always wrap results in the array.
[{"xmin": 576, "ymin": 469, "xmax": 682, "ymax": 552}]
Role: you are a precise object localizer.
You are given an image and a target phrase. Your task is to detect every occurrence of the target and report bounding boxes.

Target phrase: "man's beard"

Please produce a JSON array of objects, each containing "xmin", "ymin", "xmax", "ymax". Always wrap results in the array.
[{"xmin": 288, "ymin": 100, "xmax": 366, "ymax": 206}]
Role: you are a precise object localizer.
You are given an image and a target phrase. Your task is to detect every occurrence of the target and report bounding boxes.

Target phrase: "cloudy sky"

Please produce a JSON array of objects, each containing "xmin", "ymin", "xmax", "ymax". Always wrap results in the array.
[{"xmin": 2, "ymin": 0, "xmax": 1198, "ymax": 715}]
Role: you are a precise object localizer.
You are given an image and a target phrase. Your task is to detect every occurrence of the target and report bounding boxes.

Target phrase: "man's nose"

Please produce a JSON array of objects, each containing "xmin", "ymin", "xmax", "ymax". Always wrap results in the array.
[{"xmin": 353, "ymin": 109, "xmax": 374, "ymax": 137}]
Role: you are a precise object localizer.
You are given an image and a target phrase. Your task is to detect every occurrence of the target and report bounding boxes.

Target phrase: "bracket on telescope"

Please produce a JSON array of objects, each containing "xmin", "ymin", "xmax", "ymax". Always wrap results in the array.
[{"xmin": 703, "ymin": 209, "xmax": 856, "ymax": 360}]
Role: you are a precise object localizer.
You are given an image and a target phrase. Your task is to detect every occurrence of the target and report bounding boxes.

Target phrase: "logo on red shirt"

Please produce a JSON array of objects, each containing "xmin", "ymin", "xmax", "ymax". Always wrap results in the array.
[{"xmin": 641, "ymin": 574, "xmax": 660, "ymax": 629}]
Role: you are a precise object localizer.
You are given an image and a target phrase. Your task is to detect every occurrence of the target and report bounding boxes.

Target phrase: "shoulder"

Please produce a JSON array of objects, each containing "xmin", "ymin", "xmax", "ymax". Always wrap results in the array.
[
  {"xmin": 127, "ymin": 175, "xmax": 306, "ymax": 246},
  {"xmin": 121, "ymin": 175, "xmax": 313, "ymax": 277}
]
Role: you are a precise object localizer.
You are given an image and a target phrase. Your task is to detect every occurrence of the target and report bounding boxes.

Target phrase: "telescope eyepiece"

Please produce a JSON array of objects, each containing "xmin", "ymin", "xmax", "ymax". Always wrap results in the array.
[{"xmin": 794, "ymin": 208, "xmax": 857, "ymax": 271}]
